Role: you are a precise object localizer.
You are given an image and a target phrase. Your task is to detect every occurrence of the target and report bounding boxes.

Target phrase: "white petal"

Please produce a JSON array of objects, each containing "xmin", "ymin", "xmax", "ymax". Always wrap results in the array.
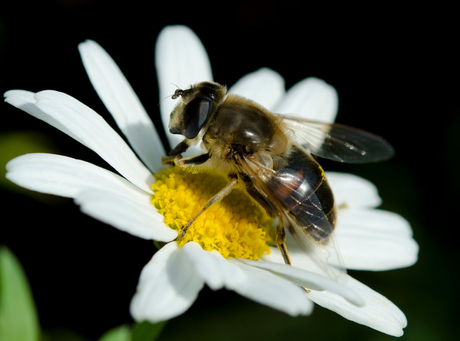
[
  {"xmin": 339, "ymin": 209, "xmax": 413, "ymax": 237},
  {"xmin": 5, "ymin": 90, "xmax": 69, "ymax": 135},
  {"xmin": 130, "ymin": 242, "xmax": 204, "ymax": 322},
  {"xmin": 240, "ymin": 259, "xmax": 364, "ymax": 307},
  {"xmin": 228, "ymin": 68, "xmax": 285, "ymax": 111},
  {"xmin": 4, "ymin": 90, "xmax": 154, "ymax": 193},
  {"xmin": 155, "ymin": 25, "xmax": 212, "ymax": 152},
  {"xmin": 273, "ymin": 77, "xmax": 338, "ymax": 123},
  {"xmin": 264, "ymin": 238, "xmax": 408, "ymax": 335},
  {"xmin": 182, "ymin": 242, "xmax": 246, "ymax": 290},
  {"xmin": 229, "ymin": 258, "xmax": 313, "ymax": 316},
  {"xmin": 75, "ymin": 190, "xmax": 177, "ymax": 241},
  {"xmin": 307, "ymin": 275, "xmax": 407, "ymax": 336},
  {"xmin": 335, "ymin": 209, "xmax": 419, "ymax": 270},
  {"xmin": 6, "ymin": 153, "xmax": 173, "ymax": 241},
  {"xmin": 326, "ymin": 172, "xmax": 382, "ymax": 208},
  {"xmin": 6, "ymin": 153, "xmax": 149, "ymax": 202},
  {"xmin": 78, "ymin": 40, "xmax": 165, "ymax": 173}
]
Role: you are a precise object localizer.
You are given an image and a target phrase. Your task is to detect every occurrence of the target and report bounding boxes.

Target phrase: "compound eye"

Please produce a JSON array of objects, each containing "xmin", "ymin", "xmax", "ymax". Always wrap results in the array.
[{"xmin": 182, "ymin": 98, "xmax": 211, "ymax": 139}]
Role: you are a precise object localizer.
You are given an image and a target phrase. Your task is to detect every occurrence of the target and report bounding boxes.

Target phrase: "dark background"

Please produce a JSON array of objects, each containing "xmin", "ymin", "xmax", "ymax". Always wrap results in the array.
[{"xmin": 1, "ymin": 1, "xmax": 458, "ymax": 340}]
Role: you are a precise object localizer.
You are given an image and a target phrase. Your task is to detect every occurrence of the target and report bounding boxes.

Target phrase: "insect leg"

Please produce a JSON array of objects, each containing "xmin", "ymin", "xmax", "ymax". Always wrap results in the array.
[
  {"xmin": 276, "ymin": 225, "xmax": 292, "ymax": 266},
  {"xmin": 161, "ymin": 140, "xmax": 189, "ymax": 165},
  {"xmin": 176, "ymin": 153, "xmax": 210, "ymax": 166},
  {"xmin": 277, "ymin": 220, "xmax": 311, "ymax": 293},
  {"xmin": 162, "ymin": 142, "xmax": 211, "ymax": 167},
  {"xmin": 180, "ymin": 175, "xmax": 239, "ymax": 238}
]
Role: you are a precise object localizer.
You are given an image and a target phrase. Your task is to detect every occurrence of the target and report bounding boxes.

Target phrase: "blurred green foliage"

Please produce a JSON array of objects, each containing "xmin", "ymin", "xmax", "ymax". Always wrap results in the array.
[
  {"xmin": 0, "ymin": 247, "xmax": 165, "ymax": 341},
  {"xmin": 0, "ymin": 246, "xmax": 40, "ymax": 341},
  {"xmin": 131, "ymin": 322, "xmax": 166, "ymax": 341},
  {"xmin": 0, "ymin": 131, "xmax": 60, "ymax": 201},
  {"xmin": 98, "ymin": 325, "xmax": 130, "ymax": 341}
]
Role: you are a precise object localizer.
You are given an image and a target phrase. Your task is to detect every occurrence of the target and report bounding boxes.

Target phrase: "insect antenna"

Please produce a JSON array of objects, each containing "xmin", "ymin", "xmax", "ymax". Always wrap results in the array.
[{"xmin": 157, "ymin": 83, "xmax": 181, "ymax": 106}]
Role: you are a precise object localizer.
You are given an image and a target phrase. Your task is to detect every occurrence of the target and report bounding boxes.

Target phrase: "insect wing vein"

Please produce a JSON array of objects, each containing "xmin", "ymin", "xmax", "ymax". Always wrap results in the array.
[{"xmin": 281, "ymin": 115, "xmax": 395, "ymax": 163}]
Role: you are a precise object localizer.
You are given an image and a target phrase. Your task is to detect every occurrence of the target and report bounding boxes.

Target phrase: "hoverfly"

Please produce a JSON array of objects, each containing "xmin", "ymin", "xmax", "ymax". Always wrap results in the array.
[{"xmin": 162, "ymin": 81, "xmax": 394, "ymax": 278}]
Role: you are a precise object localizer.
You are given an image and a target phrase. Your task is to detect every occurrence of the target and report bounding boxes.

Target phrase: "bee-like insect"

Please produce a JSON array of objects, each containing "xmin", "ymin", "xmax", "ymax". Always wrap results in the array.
[{"xmin": 162, "ymin": 81, "xmax": 394, "ymax": 278}]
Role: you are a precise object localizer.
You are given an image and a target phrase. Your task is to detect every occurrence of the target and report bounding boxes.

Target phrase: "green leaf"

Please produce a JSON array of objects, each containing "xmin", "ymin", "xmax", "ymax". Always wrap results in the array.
[
  {"xmin": 98, "ymin": 324, "xmax": 131, "ymax": 341},
  {"xmin": 131, "ymin": 321, "xmax": 166, "ymax": 341},
  {"xmin": 0, "ymin": 246, "xmax": 40, "ymax": 341},
  {"xmin": 0, "ymin": 131, "xmax": 61, "ymax": 203}
]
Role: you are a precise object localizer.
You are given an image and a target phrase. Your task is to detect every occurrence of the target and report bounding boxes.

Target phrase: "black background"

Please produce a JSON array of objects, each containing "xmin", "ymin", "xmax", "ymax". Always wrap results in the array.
[{"xmin": 1, "ymin": 1, "xmax": 459, "ymax": 340}]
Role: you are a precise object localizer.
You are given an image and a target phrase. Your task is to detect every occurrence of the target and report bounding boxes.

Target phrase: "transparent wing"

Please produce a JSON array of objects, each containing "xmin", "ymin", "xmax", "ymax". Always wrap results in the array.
[
  {"xmin": 238, "ymin": 154, "xmax": 346, "ymax": 280},
  {"xmin": 281, "ymin": 115, "xmax": 395, "ymax": 163},
  {"xmin": 281, "ymin": 194, "xmax": 346, "ymax": 281}
]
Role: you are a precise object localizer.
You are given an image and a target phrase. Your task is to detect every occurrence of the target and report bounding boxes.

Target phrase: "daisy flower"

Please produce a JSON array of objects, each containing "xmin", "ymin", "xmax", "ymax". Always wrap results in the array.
[{"xmin": 4, "ymin": 25, "xmax": 418, "ymax": 337}]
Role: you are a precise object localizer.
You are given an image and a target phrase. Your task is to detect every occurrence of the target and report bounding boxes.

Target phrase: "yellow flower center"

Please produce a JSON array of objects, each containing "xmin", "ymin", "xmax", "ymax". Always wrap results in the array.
[{"xmin": 151, "ymin": 167, "xmax": 274, "ymax": 260}]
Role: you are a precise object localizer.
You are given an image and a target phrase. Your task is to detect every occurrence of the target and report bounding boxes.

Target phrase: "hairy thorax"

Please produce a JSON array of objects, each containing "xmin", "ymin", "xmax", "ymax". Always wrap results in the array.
[{"xmin": 202, "ymin": 94, "xmax": 288, "ymax": 174}]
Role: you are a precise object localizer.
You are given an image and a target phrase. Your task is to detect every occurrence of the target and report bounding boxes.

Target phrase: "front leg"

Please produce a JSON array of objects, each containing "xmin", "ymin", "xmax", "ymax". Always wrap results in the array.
[
  {"xmin": 176, "ymin": 153, "xmax": 210, "ymax": 167},
  {"xmin": 161, "ymin": 140, "xmax": 189, "ymax": 165},
  {"xmin": 162, "ymin": 142, "xmax": 211, "ymax": 169},
  {"xmin": 163, "ymin": 152, "xmax": 211, "ymax": 168}
]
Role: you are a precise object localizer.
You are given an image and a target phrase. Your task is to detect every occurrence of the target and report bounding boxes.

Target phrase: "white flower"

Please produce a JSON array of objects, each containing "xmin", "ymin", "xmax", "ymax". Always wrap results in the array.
[{"xmin": 4, "ymin": 25, "xmax": 418, "ymax": 337}]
